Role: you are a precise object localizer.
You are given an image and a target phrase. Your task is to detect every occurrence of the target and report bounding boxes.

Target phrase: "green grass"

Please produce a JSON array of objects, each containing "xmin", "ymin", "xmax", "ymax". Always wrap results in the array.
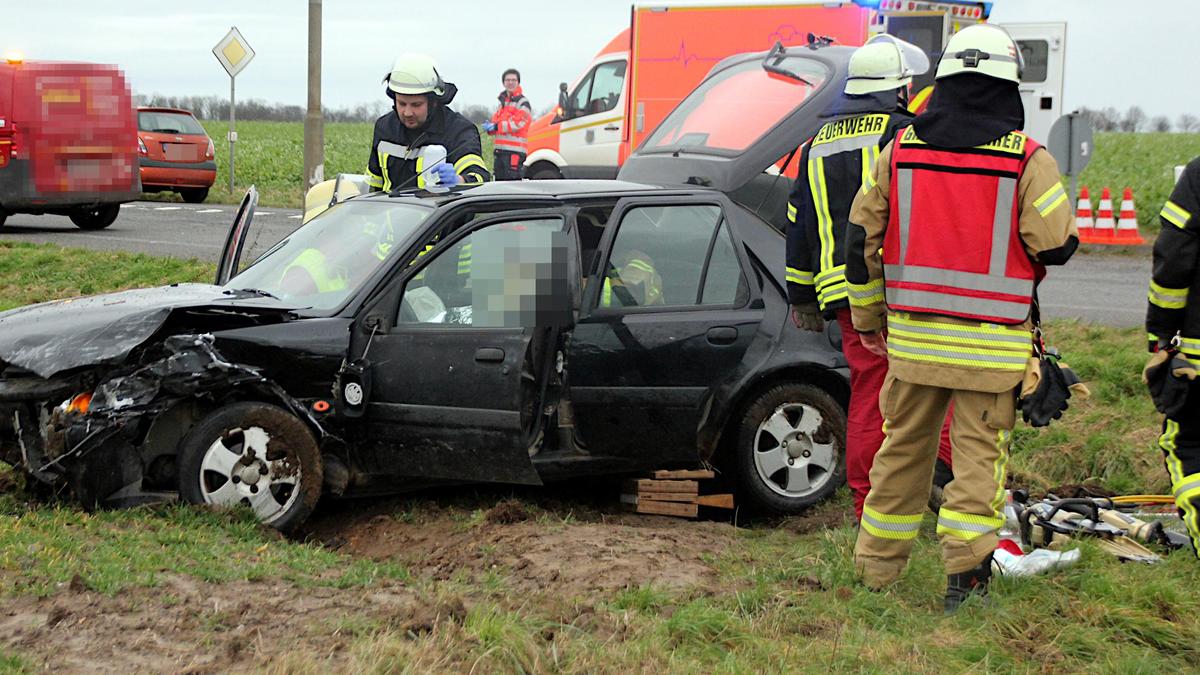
[
  {"xmin": 1078, "ymin": 132, "xmax": 1200, "ymax": 234},
  {"xmin": 1, "ymin": 245, "xmax": 1196, "ymax": 671},
  {"xmin": 0, "ymin": 241, "xmax": 213, "ymax": 311}
]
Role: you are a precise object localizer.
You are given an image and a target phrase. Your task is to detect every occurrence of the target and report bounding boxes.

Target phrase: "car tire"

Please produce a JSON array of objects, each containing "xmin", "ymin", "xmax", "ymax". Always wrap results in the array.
[
  {"xmin": 180, "ymin": 187, "xmax": 209, "ymax": 204},
  {"xmin": 69, "ymin": 204, "xmax": 120, "ymax": 230},
  {"xmin": 734, "ymin": 383, "xmax": 846, "ymax": 514},
  {"xmin": 177, "ymin": 401, "xmax": 323, "ymax": 532},
  {"xmin": 527, "ymin": 163, "xmax": 562, "ymax": 180}
]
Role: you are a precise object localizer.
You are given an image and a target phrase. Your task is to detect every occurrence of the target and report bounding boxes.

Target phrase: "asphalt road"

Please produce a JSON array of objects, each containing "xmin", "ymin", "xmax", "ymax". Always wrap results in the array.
[{"xmin": 0, "ymin": 201, "xmax": 1152, "ymax": 327}]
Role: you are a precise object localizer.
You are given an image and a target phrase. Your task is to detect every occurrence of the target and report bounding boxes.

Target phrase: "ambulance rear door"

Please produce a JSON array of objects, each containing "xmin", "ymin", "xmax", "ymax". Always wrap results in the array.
[{"xmin": 1001, "ymin": 22, "xmax": 1067, "ymax": 145}]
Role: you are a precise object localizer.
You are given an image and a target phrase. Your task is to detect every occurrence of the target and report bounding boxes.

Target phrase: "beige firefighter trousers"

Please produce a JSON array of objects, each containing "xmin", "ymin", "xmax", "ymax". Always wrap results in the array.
[{"xmin": 854, "ymin": 372, "xmax": 1016, "ymax": 585}]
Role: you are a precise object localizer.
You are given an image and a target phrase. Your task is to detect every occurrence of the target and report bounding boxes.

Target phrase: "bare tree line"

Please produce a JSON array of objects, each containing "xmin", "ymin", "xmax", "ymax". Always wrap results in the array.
[{"xmin": 1079, "ymin": 106, "xmax": 1200, "ymax": 133}]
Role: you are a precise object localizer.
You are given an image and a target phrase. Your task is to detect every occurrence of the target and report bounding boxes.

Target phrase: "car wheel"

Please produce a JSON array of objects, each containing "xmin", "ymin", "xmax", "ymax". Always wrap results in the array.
[
  {"xmin": 180, "ymin": 187, "xmax": 209, "ymax": 204},
  {"xmin": 69, "ymin": 204, "xmax": 120, "ymax": 230},
  {"xmin": 177, "ymin": 401, "xmax": 323, "ymax": 532},
  {"xmin": 734, "ymin": 384, "xmax": 846, "ymax": 514},
  {"xmin": 527, "ymin": 163, "xmax": 562, "ymax": 180}
]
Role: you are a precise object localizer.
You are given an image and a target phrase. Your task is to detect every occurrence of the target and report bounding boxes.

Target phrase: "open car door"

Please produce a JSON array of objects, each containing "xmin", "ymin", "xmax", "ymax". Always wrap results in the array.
[
  {"xmin": 342, "ymin": 207, "xmax": 580, "ymax": 485},
  {"xmin": 214, "ymin": 186, "xmax": 258, "ymax": 285}
]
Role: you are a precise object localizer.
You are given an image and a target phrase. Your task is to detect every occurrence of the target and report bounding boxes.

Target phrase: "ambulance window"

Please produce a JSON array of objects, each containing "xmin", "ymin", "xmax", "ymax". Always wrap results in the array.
[
  {"xmin": 569, "ymin": 60, "xmax": 626, "ymax": 118},
  {"xmin": 1017, "ymin": 40, "xmax": 1048, "ymax": 83}
]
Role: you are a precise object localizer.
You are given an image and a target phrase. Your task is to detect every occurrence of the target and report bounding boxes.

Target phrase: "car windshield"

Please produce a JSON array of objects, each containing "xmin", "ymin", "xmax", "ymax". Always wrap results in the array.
[
  {"xmin": 226, "ymin": 200, "xmax": 431, "ymax": 310},
  {"xmin": 642, "ymin": 55, "xmax": 829, "ymax": 155},
  {"xmin": 137, "ymin": 111, "xmax": 206, "ymax": 135}
]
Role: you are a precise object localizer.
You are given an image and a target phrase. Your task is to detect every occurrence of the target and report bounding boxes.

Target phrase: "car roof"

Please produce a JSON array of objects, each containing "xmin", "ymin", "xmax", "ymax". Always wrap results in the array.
[
  {"xmin": 357, "ymin": 179, "xmax": 705, "ymax": 206},
  {"xmin": 137, "ymin": 106, "xmax": 198, "ymax": 115}
]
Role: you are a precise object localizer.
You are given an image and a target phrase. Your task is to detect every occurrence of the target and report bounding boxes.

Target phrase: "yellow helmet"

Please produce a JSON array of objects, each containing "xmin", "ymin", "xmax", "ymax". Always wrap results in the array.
[
  {"xmin": 383, "ymin": 53, "xmax": 446, "ymax": 97},
  {"xmin": 845, "ymin": 34, "xmax": 929, "ymax": 95},
  {"xmin": 302, "ymin": 174, "xmax": 370, "ymax": 224}
]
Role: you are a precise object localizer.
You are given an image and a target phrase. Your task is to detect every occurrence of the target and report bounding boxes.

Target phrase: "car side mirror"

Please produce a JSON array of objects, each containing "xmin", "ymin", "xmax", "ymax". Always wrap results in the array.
[{"xmin": 557, "ymin": 82, "xmax": 572, "ymax": 121}]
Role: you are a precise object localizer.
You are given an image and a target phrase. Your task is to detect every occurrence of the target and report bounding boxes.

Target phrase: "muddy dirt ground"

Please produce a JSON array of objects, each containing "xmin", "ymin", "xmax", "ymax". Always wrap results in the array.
[{"xmin": 0, "ymin": 481, "xmax": 855, "ymax": 672}]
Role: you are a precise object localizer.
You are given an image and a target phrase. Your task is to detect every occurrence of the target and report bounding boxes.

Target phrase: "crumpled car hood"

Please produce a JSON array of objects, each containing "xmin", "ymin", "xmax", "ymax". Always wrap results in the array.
[{"xmin": 0, "ymin": 284, "xmax": 296, "ymax": 379}]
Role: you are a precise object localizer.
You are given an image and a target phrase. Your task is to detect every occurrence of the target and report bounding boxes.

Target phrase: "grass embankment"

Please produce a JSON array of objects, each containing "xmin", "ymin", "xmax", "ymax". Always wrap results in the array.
[{"xmin": 0, "ymin": 245, "xmax": 1196, "ymax": 672}]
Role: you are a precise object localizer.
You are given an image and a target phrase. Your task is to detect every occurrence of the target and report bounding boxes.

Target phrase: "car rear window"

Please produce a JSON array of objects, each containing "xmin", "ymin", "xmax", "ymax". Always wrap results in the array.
[
  {"xmin": 643, "ymin": 55, "xmax": 829, "ymax": 155},
  {"xmin": 138, "ymin": 111, "xmax": 206, "ymax": 135}
]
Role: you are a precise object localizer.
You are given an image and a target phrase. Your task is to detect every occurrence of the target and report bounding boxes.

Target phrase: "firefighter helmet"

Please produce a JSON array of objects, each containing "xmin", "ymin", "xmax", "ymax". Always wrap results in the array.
[
  {"xmin": 845, "ymin": 34, "xmax": 930, "ymax": 95},
  {"xmin": 383, "ymin": 54, "xmax": 446, "ymax": 97},
  {"xmin": 935, "ymin": 24, "xmax": 1024, "ymax": 84}
]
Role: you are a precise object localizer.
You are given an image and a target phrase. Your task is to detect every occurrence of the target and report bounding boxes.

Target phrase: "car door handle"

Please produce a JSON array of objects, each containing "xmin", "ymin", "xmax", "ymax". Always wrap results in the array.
[
  {"xmin": 706, "ymin": 326, "xmax": 738, "ymax": 345},
  {"xmin": 474, "ymin": 347, "xmax": 506, "ymax": 363},
  {"xmin": 604, "ymin": 124, "xmax": 620, "ymax": 131}
]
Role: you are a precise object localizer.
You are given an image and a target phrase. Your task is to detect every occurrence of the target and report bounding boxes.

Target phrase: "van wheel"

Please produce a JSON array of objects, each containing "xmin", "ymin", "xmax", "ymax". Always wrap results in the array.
[
  {"xmin": 177, "ymin": 401, "xmax": 323, "ymax": 532},
  {"xmin": 734, "ymin": 384, "xmax": 845, "ymax": 514},
  {"xmin": 180, "ymin": 188, "xmax": 209, "ymax": 204},
  {"xmin": 527, "ymin": 163, "xmax": 562, "ymax": 180},
  {"xmin": 69, "ymin": 204, "xmax": 120, "ymax": 230}
]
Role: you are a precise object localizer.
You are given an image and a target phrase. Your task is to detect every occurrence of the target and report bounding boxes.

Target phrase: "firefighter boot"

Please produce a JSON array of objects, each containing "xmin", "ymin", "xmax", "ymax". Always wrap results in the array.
[{"xmin": 943, "ymin": 552, "xmax": 993, "ymax": 613}]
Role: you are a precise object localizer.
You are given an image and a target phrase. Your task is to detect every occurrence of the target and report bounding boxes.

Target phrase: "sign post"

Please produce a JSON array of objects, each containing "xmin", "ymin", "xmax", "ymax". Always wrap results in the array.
[
  {"xmin": 1047, "ymin": 111, "xmax": 1095, "ymax": 204},
  {"xmin": 212, "ymin": 27, "xmax": 255, "ymax": 193}
]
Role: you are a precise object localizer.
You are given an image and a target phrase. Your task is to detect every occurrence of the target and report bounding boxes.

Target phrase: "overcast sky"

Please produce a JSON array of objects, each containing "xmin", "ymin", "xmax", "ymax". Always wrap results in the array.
[{"xmin": 7, "ymin": 1, "xmax": 1195, "ymax": 122}]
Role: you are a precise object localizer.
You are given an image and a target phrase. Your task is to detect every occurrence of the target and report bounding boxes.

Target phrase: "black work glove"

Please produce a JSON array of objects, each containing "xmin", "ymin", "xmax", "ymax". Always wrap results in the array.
[
  {"xmin": 1019, "ymin": 357, "xmax": 1072, "ymax": 427},
  {"xmin": 1144, "ymin": 351, "xmax": 1195, "ymax": 418}
]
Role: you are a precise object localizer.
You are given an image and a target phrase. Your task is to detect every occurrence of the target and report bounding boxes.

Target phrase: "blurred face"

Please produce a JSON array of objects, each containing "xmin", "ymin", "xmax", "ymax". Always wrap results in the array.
[
  {"xmin": 393, "ymin": 93, "xmax": 430, "ymax": 128},
  {"xmin": 503, "ymin": 74, "xmax": 519, "ymax": 93}
]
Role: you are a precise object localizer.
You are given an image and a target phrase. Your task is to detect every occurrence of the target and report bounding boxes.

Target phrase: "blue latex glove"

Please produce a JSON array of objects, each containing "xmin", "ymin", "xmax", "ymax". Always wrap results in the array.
[
  {"xmin": 432, "ymin": 162, "xmax": 459, "ymax": 187},
  {"xmin": 482, "ymin": 121, "xmax": 497, "ymax": 133}
]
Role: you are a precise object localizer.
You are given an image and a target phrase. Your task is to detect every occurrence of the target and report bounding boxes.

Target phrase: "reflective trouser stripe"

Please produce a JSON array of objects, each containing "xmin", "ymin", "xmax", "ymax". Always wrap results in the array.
[
  {"xmin": 787, "ymin": 202, "xmax": 797, "ymax": 223},
  {"xmin": 786, "ymin": 266, "xmax": 814, "ymax": 285},
  {"xmin": 1149, "ymin": 280, "xmax": 1188, "ymax": 310},
  {"xmin": 848, "ymin": 279, "xmax": 884, "ymax": 306},
  {"xmin": 861, "ymin": 506, "xmax": 923, "ymax": 540},
  {"xmin": 937, "ymin": 507, "xmax": 1004, "ymax": 541},
  {"xmin": 1162, "ymin": 200, "xmax": 1191, "ymax": 229},
  {"xmin": 1161, "ymin": 422, "xmax": 1200, "ymax": 555}
]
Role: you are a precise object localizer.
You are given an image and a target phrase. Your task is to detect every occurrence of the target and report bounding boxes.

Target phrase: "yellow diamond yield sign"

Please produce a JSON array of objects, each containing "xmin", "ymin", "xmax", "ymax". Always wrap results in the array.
[{"xmin": 213, "ymin": 27, "xmax": 255, "ymax": 77}]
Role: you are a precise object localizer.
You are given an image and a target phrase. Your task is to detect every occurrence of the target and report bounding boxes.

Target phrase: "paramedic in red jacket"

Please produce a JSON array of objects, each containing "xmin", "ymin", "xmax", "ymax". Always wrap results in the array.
[{"xmin": 483, "ymin": 68, "xmax": 533, "ymax": 181}]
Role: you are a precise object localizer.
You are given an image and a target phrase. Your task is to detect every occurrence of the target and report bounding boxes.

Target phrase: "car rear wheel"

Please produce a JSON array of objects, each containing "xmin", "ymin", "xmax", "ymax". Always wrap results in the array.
[
  {"xmin": 180, "ymin": 187, "xmax": 209, "ymax": 204},
  {"xmin": 734, "ymin": 384, "xmax": 845, "ymax": 514},
  {"xmin": 69, "ymin": 204, "xmax": 120, "ymax": 230},
  {"xmin": 177, "ymin": 401, "xmax": 323, "ymax": 532}
]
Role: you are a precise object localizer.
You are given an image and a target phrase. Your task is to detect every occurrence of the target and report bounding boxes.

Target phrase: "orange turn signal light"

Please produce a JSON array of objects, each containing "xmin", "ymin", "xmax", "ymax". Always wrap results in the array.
[
  {"xmin": 312, "ymin": 400, "xmax": 331, "ymax": 413},
  {"xmin": 67, "ymin": 392, "xmax": 92, "ymax": 414}
]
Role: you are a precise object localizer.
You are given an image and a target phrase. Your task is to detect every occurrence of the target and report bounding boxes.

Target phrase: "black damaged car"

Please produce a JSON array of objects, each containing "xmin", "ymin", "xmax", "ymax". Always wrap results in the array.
[{"xmin": 0, "ymin": 43, "xmax": 854, "ymax": 530}]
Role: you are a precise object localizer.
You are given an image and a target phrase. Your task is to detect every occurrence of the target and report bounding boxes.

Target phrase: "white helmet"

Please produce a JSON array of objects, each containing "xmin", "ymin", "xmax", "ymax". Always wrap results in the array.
[
  {"xmin": 845, "ymin": 34, "xmax": 930, "ymax": 95},
  {"xmin": 383, "ymin": 53, "xmax": 446, "ymax": 97},
  {"xmin": 935, "ymin": 24, "xmax": 1024, "ymax": 84}
]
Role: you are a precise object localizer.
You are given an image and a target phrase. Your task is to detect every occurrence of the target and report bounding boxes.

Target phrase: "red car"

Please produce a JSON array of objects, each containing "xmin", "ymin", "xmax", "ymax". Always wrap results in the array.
[{"xmin": 136, "ymin": 107, "xmax": 215, "ymax": 203}]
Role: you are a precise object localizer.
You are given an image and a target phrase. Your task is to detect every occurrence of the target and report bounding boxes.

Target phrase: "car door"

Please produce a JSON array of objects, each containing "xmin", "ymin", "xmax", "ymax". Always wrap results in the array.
[
  {"xmin": 344, "ymin": 208, "xmax": 579, "ymax": 485},
  {"xmin": 215, "ymin": 187, "xmax": 258, "ymax": 284},
  {"xmin": 558, "ymin": 59, "xmax": 627, "ymax": 177},
  {"xmin": 567, "ymin": 196, "xmax": 762, "ymax": 462}
]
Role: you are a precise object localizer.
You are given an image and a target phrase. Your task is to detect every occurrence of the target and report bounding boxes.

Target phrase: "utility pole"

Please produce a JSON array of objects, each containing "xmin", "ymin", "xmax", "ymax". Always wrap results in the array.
[{"xmin": 303, "ymin": 0, "xmax": 324, "ymax": 197}]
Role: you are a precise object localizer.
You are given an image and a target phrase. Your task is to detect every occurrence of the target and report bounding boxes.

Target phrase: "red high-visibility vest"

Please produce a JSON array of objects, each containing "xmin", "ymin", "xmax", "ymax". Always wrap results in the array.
[{"xmin": 882, "ymin": 127, "xmax": 1040, "ymax": 324}]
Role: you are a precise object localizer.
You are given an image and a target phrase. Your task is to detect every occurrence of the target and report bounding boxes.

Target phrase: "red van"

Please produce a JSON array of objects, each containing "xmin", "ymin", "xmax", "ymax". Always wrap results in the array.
[
  {"xmin": 0, "ymin": 58, "xmax": 140, "ymax": 230},
  {"xmin": 136, "ymin": 106, "xmax": 216, "ymax": 203}
]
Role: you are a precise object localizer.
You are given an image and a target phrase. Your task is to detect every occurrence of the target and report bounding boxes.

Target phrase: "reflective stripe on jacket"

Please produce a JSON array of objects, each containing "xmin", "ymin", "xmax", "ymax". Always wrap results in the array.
[
  {"xmin": 883, "ymin": 128, "xmax": 1040, "ymax": 325},
  {"xmin": 366, "ymin": 106, "xmax": 491, "ymax": 191},
  {"xmin": 282, "ymin": 248, "xmax": 347, "ymax": 293},
  {"xmin": 1147, "ymin": 156, "xmax": 1200, "ymax": 362},
  {"xmin": 785, "ymin": 109, "xmax": 913, "ymax": 313},
  {"xmin": 489, "ymin": 87, "xmax": 532, "ymax": 155}
]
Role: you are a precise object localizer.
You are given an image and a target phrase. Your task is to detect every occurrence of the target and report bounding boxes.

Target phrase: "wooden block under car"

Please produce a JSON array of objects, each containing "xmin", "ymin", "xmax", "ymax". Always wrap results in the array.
[
  {"xmin": 620, "ymin": 495, "xmax": 700, "ymax": 518},
  {"xmin": 651, "ymin": 469, "xmax": 716, "ymax": 480},
  {"xmin": 622, "ymin": 479, "xmax": 699, "ymax": 494}
]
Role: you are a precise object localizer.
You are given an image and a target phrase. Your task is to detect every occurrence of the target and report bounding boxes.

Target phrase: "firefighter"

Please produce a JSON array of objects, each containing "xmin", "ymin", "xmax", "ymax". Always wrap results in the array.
[
  {"xmin": 601, "ymin": 249, "xmax": 664, "ymax": 307},
  {"xmin": 482, "ymin": 68, "xmax": 532, "ymax": 181},
  {"xmin": 366, "ymin": 54, "xmax": 491, "ymax": 192},
  {"xmin": 844, "ymin": 24, "xmax": 1077, "ymax": 611},
  {"xmin": 1145, "ymin": 158, "xmax": 1200, "ymax": 556},
  {"xmin": 786, "ymin": 35, "xmax": 953, "ymax": 522}
]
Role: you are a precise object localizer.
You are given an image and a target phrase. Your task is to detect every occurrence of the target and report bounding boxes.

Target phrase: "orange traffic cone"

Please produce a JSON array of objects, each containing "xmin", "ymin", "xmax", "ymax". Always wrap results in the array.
[
  {"xmin": 1076, "ymin": 186, "xmax": 1096, "ymax": 242},
  {"xmin": 1092, "ymin": 187, "xmax": 1116, "ymax": 242},
  {"xmin": 1114, "ymin": 187, "xmax": 1145, "ymax": 244}
]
